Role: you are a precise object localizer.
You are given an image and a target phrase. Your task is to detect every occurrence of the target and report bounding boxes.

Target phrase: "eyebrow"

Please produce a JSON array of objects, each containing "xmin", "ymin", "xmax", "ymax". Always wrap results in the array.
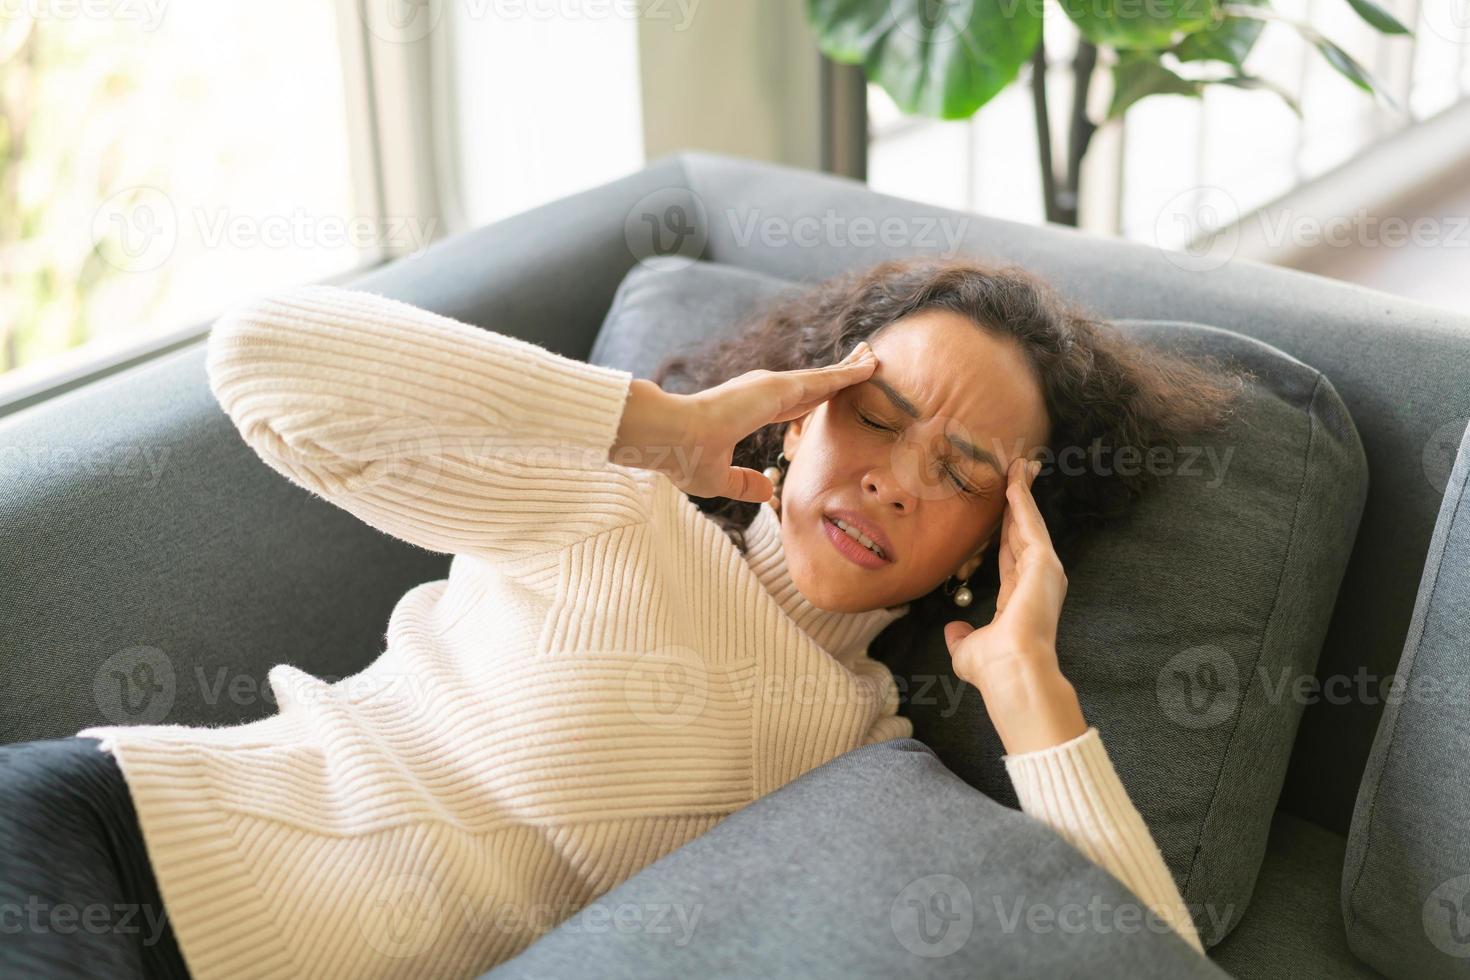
[{"xmin": 866, "ymin": 377, "xmax": 1005, "ymax": 476}]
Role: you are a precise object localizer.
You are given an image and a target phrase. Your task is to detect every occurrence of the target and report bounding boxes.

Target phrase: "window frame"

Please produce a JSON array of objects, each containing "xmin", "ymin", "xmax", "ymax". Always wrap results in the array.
[{"xmin": 0, "ymin": 0, "xmax": 454, "ymax": 422}]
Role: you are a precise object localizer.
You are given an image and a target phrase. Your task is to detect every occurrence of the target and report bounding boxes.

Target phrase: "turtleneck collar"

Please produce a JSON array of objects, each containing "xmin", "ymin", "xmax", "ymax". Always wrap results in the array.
[{"xmin": 740, "ymin": 499, "xmax": 911, "ymax": 664}]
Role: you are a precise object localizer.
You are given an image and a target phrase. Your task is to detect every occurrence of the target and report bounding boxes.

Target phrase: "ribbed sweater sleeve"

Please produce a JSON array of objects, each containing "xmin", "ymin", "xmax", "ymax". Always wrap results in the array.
[
  {"xmin": 1004, "ymin": 727, "xmax": 1205, "ymax": 955},
  {"xmin": 205, "ymin": 284, "xmax": 644, "ymax": 560}
]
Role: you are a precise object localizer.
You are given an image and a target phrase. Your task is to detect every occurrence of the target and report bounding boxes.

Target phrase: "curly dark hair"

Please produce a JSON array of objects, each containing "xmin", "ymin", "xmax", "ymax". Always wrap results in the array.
[{"xmin": 652, "ymin": 256, "xmax": 1251, "ymax": 608}]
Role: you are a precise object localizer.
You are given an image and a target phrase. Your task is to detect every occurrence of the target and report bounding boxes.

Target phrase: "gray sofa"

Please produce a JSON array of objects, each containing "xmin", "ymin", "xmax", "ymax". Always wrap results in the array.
[{"xmin": 4, "ymin": 151, "xmax": 1469, "ymax": 978}]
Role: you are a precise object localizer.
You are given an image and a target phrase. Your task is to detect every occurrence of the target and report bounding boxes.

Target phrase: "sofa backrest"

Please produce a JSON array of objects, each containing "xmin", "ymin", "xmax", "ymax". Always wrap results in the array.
[
  {"xmin": 626, "ymin": 152, "xmax": 1470, "ymax": 835},
  {"xmin": 3, "ymin": 150, "xmax": 1466, "ymax": 836}
]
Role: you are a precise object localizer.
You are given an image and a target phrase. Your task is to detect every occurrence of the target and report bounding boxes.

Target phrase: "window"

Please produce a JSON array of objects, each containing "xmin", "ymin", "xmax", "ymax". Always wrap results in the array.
[
  {"xmin": 1, "ymin": 0, "xmax": 371, "ymax": 406},
  {"xmin": 446, "ymin": 0, "xmax": 644, "ymax": 227},
  {"xmin": 866, "ymin": 0, "xmax": 1470, "ymax": 250}
]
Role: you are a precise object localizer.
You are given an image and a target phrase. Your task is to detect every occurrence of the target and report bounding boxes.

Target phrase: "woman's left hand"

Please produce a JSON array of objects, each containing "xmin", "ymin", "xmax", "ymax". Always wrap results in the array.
[{"xmin": 942, "ymin": 456, "xmax": 1088, "ymax": 754}]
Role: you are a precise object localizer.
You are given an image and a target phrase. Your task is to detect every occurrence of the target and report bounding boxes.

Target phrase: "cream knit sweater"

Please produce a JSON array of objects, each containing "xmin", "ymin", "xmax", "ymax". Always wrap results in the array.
[{"xmin": 76, "ymin": 284, "xmax": 1203, "ymax": 978}]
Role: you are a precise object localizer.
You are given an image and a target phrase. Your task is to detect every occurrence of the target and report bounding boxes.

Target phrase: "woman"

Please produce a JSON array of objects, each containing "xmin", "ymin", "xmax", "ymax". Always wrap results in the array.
[{"xmin": 5, "ymin": 256, "xmax": 1240, "ymax": 979}]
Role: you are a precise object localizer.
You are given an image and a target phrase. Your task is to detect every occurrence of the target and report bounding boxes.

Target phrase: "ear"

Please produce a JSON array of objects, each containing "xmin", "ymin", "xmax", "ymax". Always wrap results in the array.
[
  {"xmin": 954, "ymin": 530, "xmax": 996, "ymax": 580},
  {"xmin": 782, "ymin": 414, "xmax": 809, "ymax": 459}
]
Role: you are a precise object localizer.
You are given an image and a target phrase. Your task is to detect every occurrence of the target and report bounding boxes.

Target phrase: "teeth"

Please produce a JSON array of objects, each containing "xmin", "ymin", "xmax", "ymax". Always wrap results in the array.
[{"xmin": 833, "ymin": 518, "xmax": 885, "ymax": 559}]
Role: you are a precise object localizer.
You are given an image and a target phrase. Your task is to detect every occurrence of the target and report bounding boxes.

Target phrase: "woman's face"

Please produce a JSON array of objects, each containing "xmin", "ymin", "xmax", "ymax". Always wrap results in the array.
[{"xmin": 778, "ymin": 309, "xmax": 1051, "ymax": 613}]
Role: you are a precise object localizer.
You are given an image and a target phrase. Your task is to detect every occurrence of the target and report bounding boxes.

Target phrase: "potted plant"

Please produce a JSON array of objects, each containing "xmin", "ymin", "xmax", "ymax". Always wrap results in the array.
[{"xmin": 807, "ymin": 0, "xmax": 1412, "ymax": 225}]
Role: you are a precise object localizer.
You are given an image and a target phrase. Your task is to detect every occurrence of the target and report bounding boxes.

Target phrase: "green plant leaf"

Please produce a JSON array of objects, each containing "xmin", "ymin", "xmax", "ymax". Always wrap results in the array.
[
  {"xmin": 1107, "ymin": 54, "xmax": 1202, "ymax": 119},
  {"xmin": 1218, "ymin": 3, "xmax": 1401, "ymax": 110},
  {"xmin": 1314, "ymin": 34, "xmax": 1374, "ymax": 92},
  {"xmin": 1172, "ymin": 0, "xmax": 1266, "ymax": 67},
  {"xmin": 807, "ymin": 0, "xmax": 1044, "ymax": 119},
  {"xmin": 1343, "ymin": 0, "xmax": 1412, "ymax": 35},
  {"xmin": 1212, "ymin": 73, "xmax": 1303, "ymax": 116},
  {"xmin": 808, "ymin": 0, "xmax": 892, "ymax": 61},
  {"xmin": 1058, "ymin": 0, "xmax": 1217, "ymax": 49}
]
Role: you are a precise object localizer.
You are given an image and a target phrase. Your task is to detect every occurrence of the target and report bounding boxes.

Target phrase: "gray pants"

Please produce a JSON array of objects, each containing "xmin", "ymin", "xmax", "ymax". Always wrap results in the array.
[{"xmin": 486, "ymin": 737, "xmax": 1232, "ymax": 979}]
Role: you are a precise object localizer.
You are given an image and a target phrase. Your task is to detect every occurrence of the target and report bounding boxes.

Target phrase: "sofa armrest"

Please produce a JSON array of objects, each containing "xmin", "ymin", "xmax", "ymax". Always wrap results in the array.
[{"xmin": 0, "ymin": 156, "xmax": 689, "ymax": 743}]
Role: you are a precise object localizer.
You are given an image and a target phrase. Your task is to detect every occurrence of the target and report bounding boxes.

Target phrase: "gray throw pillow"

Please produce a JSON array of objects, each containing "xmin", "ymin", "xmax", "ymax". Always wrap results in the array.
[
  {"xmin": 590, "ymin": 260, "xmax": 801, "ymax": 382},
  {"xmin": 1343, "ymin": 418, "xmax": 1470, "ymax": 980},
  {"xmin": 591, "ymin": 259, "xmax": 1369, "ymax": 947}
]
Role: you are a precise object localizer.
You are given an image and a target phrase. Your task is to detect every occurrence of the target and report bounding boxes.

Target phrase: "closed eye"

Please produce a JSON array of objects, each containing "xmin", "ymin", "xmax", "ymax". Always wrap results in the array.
[{"xmin": 857, "ymin": 408, "xmax": 982, "ymax": 496}]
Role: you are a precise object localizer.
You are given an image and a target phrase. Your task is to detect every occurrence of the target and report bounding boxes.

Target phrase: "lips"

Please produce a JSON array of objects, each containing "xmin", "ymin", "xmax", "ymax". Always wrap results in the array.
[
  {"xmin": 817, "ymin": 511, "xmax": 893, "ymax": 564},
  {"xmin": 822, "ymin": 517, "xmax": 890, "ymax": 569}
]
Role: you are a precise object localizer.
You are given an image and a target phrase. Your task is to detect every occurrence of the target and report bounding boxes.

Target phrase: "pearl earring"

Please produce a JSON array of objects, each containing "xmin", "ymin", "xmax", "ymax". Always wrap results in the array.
[
  {"xmin": 944, "ymin": 571, "xmax": 974, "ymax": 608},
  {"xmin": 762, "ymin": 451, "xmax": 788, "ymax": 492},
  {"xmin": 763, "ymin": 452, "xmax": 789, "ymax": 513}
]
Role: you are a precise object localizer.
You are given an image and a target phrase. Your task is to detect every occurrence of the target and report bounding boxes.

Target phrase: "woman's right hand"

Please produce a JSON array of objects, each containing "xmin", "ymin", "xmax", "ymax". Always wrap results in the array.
[{"xmin": 611, "ymin": 342, "xmax": 878, "ymax": 501}]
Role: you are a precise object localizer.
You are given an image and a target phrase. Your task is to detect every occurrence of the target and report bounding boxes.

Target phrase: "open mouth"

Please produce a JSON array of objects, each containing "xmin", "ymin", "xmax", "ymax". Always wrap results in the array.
[{"xmin": 822, "ymin": 514, "xmax": 893, "ymax": 568}]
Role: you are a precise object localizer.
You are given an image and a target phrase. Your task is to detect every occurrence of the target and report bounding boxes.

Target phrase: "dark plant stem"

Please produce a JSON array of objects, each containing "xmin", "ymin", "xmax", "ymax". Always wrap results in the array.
[
  {"xmin": 1029, "ymin": 26, "xmax": 1061, "ymax": 225},
  {"xmin": 1056, "ymin": 40, "xmax": 1099, "ymax": 227}
]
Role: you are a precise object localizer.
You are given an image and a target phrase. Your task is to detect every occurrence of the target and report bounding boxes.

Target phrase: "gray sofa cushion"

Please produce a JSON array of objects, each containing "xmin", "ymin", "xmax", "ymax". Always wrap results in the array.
[
  {"xmin": 591, "ymin": 259, "xmax": 1369, "ymax": 947},
  {"xmin": 1344, "ymin": 418, "xmax": 1470, "ymax": 980},
  {"xmin": 1210, "ymin": 813, "xmax": 1383, "ymax": 979},
  {"xmin": 590, "ymin": 260, "xmax": 801, "ymax": 382}
]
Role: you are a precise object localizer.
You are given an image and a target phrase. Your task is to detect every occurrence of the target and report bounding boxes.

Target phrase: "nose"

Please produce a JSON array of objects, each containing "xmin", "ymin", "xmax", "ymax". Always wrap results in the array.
[
  {"xmin": 867, "ymin": 432, "xmax": 954, "ymax": 510},
  {"xmin": 863, "ymin": 466, "xmax": 916, "ymax": 513}
]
